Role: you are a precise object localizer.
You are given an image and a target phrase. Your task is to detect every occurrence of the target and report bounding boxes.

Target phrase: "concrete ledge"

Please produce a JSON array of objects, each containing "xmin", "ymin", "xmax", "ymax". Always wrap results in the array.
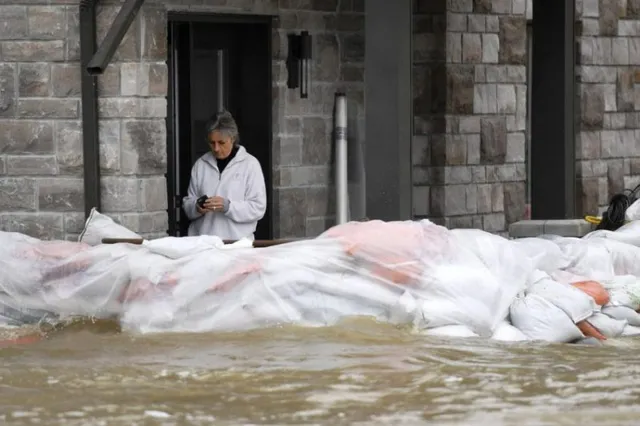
[{"xmin": 509, "ymin": 219, "xmax": 595, "ymax": 238}]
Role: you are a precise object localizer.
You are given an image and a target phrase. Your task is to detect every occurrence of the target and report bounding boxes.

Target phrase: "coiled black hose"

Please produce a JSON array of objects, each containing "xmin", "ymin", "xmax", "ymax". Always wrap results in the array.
[{"xmin": 596, "ymin": 184, "xmax": 640, "ymax": 231}]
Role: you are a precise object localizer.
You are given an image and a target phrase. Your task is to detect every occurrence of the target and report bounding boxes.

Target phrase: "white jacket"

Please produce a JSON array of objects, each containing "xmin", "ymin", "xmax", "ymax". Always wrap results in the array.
[{"xmin": 182, "ymin": 146, "xmax": 267, "ymax": 240}]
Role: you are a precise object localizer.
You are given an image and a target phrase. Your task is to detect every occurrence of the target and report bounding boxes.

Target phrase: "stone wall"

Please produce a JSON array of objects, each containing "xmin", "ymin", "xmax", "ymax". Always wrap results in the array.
[
  {"xmin": 575, "ymin": 0, "xmax": 640, "ymax": 216},
  {"xmin": 0, "ymin": 0, "xmax": 365, "ymax": 240},
  {"xmin": 412, "ymin": 0, "xmax": 529, "ymax": 234}
]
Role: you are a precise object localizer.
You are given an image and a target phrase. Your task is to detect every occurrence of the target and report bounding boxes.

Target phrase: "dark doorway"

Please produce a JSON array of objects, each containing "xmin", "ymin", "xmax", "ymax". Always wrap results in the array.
[{"xmin": 166, "ymin": 13, "xmax": 273, "ymax": 239}]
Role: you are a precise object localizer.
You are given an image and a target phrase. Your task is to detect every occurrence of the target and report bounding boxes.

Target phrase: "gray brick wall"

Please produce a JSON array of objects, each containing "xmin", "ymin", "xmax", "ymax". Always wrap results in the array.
[
  {"xmin": 575, "ymin": 0, "xmax": 640, "ymax": 216},
  {"xmin": 0, "ymin": 0, "xmax": 365, "ymax": 240},
  {"xmin": 412, "ymin": 0, "xmax": 528, "ymax": 234}
]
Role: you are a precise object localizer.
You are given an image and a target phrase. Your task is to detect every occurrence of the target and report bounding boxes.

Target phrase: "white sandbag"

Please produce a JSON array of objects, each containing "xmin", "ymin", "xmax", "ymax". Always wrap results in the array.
[
  {"xmin": 621, "ymin": 325, "xmax": 640, "ymax": 336},
  {"xmin": 625, "ymin": 199, "xmax": 640, "ymax": 221},
  {"xmin": 527, "ymin": 271, "xmax": 596, "ymax": 323},
  {"xmin": 552, "ymin": 237, "xmax": 616, "ymax": 282},
  {"xmin": 491, "ymin": 320, "xmax": 529, "ymax": 342},
  {"xmin": 510, "ymin": 294, "xmax": 584, "ymax": 343},
  {"xmin": 512, "ymin": 237, "xmax": 571, "ymax": 273},
  {"xmin": 79, "ymin": 208, "xmax": 142, "ymax": 246},
  {"xmin": 585, "ymin": 312, "xmax": 627, "ymax": 338},
  {"xmin": 600, "ymin": 275, "xmax": 640, "ymax": 311},
  {"xmin": 142, "ymin": 235, "xmax": 226, "ymax": 259},
  {"xmin": 424, "ymin": 325, "xmax": 479, "ymax": 338},
  {"xmin": 602, "ymin": 305, "xmax": 640, "ymax": 326}
]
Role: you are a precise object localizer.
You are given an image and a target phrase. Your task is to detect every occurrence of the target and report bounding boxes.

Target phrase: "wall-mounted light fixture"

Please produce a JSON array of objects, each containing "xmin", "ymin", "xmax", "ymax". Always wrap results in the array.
[{"xmin": 286, "ymin": 31, "xmax": 312, "ymax": 99}]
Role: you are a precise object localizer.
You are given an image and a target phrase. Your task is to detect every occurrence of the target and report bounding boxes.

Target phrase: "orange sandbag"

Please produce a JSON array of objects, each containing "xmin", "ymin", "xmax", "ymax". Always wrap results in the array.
[
  {"xmin": 571, "ymin": 280, "xmax": 610, "ymax": 306},
  {"xmin": 577, "ymin": 320, "xmax": 607, "ymax": 341}
]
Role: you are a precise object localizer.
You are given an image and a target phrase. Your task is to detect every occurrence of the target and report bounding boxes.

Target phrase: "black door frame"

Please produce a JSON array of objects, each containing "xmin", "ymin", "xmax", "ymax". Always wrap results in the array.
[{"xmin": 166, "ymin": 11, "xmax": 274, "ymax": 238}]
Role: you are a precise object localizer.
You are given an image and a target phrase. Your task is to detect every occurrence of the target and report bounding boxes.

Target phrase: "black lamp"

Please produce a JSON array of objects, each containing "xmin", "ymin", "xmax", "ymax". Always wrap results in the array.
[{"xmin": 286, "ymin": 31, "xmax": 312, "ymax": 99}]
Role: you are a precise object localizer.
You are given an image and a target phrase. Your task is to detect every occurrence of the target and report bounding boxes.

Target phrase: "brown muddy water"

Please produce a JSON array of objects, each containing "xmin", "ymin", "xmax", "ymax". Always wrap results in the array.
[{"xmin": 1, "ymin": 318, "xmax": 640, "ymax": 426}]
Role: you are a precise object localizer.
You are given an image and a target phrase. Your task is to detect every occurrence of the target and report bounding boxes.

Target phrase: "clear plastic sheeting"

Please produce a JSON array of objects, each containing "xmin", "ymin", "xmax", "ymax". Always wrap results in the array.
[{"xmin": 4, "ymin": 213, "xmax": 640, "ymax": 344}]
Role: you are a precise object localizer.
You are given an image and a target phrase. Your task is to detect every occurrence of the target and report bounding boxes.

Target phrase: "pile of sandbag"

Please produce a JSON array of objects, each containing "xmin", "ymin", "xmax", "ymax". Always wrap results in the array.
[{"xmin": 3, "ymin": 207, "xmax": 640, "ymax": 344}]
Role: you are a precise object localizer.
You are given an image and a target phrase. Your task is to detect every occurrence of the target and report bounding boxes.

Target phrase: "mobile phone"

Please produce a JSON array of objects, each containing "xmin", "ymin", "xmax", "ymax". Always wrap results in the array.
[{"xmin": 197, "ymin": 195, "xmax": 208, "ymax": 209}]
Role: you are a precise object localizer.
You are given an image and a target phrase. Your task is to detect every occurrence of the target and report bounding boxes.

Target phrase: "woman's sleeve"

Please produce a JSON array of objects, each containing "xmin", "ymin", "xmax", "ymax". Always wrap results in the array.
[
  {"xmin": 224, "ymin": 159, "xmax": 267, "ymax": 224},
  {"xmin": 182, "ymin": 163, "xmax": 202, "ymax": 221}
]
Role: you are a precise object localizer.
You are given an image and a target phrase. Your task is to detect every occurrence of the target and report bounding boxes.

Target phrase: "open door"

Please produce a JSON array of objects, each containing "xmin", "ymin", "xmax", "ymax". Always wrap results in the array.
[{"xmin": 167, "ymin": 14, "xmax": 273, "ymax": 239}]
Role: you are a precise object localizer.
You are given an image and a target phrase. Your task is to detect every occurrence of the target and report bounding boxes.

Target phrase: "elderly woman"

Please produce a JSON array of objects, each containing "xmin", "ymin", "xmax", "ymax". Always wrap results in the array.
[{"xmin": 182, "ymin": 111, "xmax": 267, "ymax": 240}]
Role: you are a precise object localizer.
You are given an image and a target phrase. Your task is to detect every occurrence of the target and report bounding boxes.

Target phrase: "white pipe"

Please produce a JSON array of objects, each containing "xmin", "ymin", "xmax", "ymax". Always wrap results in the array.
[{"xmin": 335, "ymin": 93, "xmax": 349, "ymax": 225}]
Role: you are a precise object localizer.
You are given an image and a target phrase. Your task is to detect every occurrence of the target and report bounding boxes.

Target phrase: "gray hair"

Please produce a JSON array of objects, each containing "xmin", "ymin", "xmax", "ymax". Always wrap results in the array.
[{"xmin": 205, "ymin": 110, "xmax": 240, "ymax": 145}]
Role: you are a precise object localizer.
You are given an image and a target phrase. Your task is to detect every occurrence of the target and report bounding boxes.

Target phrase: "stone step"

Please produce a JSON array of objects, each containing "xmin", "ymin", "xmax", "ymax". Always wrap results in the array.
[{"xmin": 508, "ymin": 219, "xmax": 595, "ymax": 238}]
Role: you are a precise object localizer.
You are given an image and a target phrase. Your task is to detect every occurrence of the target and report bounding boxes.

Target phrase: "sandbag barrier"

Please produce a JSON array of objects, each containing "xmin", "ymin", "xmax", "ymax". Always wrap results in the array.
[{"xmin": 3, "ymin": 206, "xmax": 640, "ymax": 344}]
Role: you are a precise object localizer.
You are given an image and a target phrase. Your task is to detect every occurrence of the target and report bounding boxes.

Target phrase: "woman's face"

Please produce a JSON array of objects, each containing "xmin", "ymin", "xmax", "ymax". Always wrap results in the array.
[{"xmin": 208, "ymin": 130, "xmax": 234, "ymax": 160}]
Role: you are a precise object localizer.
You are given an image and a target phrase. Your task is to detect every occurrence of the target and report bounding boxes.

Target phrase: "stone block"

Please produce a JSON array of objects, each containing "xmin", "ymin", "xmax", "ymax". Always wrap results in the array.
[
  {"xmin": 581, "ymin": 84, "xmax": 605, "ymax": 129},
  {"xmin": 603, "ymin": 83, "xmax": 617, "ymax": 111},
  {"xmin": 276, "ymin": 165, "xmax": 330, "ymax": 187},
  {"xmin": 446, "ymin": 64, "xmax": 474, "ymax": 113},
  {"xmin": 99, "ymin": 120, "xmax": 121, "ymax": 173},
  {"xmin": 462, "ymin": 33, "xmax": 481, "ymax": 63},
  {"xmin": 1, "ymin": 213, "xmax": 64, "ymax": 240},
  {"xmin": 140, "ymin": 98, "xmax": 167, "ymax": 118},
  {"xmin": 305, "ymin": 216, "xmax": 333, "ymax": 237},
  {"xmin": 599, "ymin": 0, "xmax": 620, "ymax": 36},
  {"xmin": 148, "ymin": 63, "xmax": 168, "ymax": 96},
  {"xmin": 274, "ymin": 187, "xmax": 307, "ymax": 238},
  {"xmin": 616, "ymin": 69, "xmax": 635, "ymax": 111},
  {"xmin": 27, "ymin": 6, "xmax": 65, "ymax": 39},
  {"xmin": 140, "ymin": 176, "xmax": 168, "ymax": 211},
  {"xmin": 97, "ymin": 63, "xmax": 121, "ymax": 96},
  {"xmin": 629, "ymin": 0, "xmax": 640, "ymax": 17},
  {"xmin": 301, "ymin": 117, "xmax": 330, "ymax": 165},
  {"xmin": 98, "ymin": 98, "xmax": 140, "ymax": 118},
  {"xmin": 0, "ymin": 41, "xmax": 64, "ymax": 62},
  {"xmin": 0, "ymin": 120, "xmax": 54, "ymax": 154},
  {"xmin": 446, "ymin": 32, "xmax": 462, "ymax": 63},
  {"xmin": 64, "ymin": 212, "xmax": 85, "ymax": 235},
  {"xmin": 0, "ymin": 178, "xmax": 36, "ymax": 211},
  {"xmin": 580, "ymin": 37, "xmax": 612, "ymax": 65},
  {"xmin": 583, "ymin": 0, "xmax": 599, "ymax": 16},
  {"xmin": 466, "ymin": 184, "xmax": 478, "ymax": 213},
  {"xmin": 446, "ymin": 13, "xmax": 467, "ymax": 32},
  {"xmin": 6, "ymin": 155, "xmax": 57, "ymax": 175},
  {"xmin": 121, "ymin": 63, "xmax": 149, "ymax": 96},
  {"xmin": 38, "ymin": 178, "xmax": 84, "ymax": 212},
  {"xmin": 0, "ymin": 156, "xmax": 5, "ymax": 174},
  {"xmin": 340, "ymin": 33, "xmax": 364, "ymax": 63},
  {"xmin": 18, "ymin": 63, "xmax": 50, "ymax": 97},
  {"xmin": 97, "ymin": 6, "xmax": 141, "ymax": 62},
  {"xmin": 275, "ymin": 136, "xmax": 302, "ymax": 167},
  {"xmin": 65, "ymin": 7, "xmax": 80, "ymax": 61},
  {"xmin": 412, "ymin": 185, "xmax": 430, "ymax": 217},
  {"xmin": 508, "ymin": 219, "xmax": 544, "ymax": 238},
  {"xmin": 18, "ymin": 99, "xmax": 78, "ymax": 119},
  {"xmin": 55, "ymin": 120, "xmax": 82, "ymax": 174},
  {"xmin": 486, "ymin": 15, "xmax": 500, "ymax": 32},
  {"xmin": 121, "ymin": 212, "xmax": 168, "ymax": 234},
  {"xmin": 480, "ymin": 117, "xmax": 507, "ymax": 164},
  {"xmin": 473, "ymin": 0, "xmax": 491, "ymax": 13},
  {"xmin": 466, "ymin": 15, "xmax": 484, "ymax": 32},
  {"xmin": 506, "ymin": 132, "xmax": 525, "ymax": 162},
  {"xmin": 607, "ymin": 159, "xmax": 625, "ymax": 195},
  {"xmin": 51, "ymin": 64, "xmax": 81, "ymax": 97},
  {"xmin": 0, "ymin": 64, "xmax": 16, "ymax": 117},
  {"xmin": 496, "ymin": 84, "xmax": 516, "ymax": 113},
  {"xmin": 445, "ymin": 134, "xmax": 467, "ymax": 165},
  {"xmin": 443, "ymin": 184, "xmax": 468, "ymax": 215},
  {"xmin": 544, "ymin": 219, "xmax": 594, "ymax": 237},
  {"xmin": 474, "ymin": 84, "xmax": 498, "ymax": 113},
  {"xmin": 0, "ymin": 7, "xmax": 27, "ymax": 40},
  {"xmin": 466, "ymin": 134, "xmax": 480, "ymax": 164},
  {"xmin": 580, "ymin": 66, "xmax": 615, "ymax": 83},
  {"xmin": 578, "ymin": 177, "xmax": 599, "ymax": 215},
  {"xmin": 477, "ymin": 183, "xmax": 492, "ymax": 213},
  {"xmin": 491, "ymin": 183, "xmax": 504, "ymax": 212},
  {"xmin": 306, "ymin": 186, "xmax": 334, "ymax": 217},
  {"xmin": 142, "ymin": 7, "xmax": 167, "ymax": 60},
  {"xmin": 445, "ymin": 166, "xmax": 473, "ymax": 184},
  {"xmin": 121, "ymin": 120, "xmax": 167, "ymax": 175},
  {"xmin": 612, "ymin": 38, "xmax": 630, "ymax": 65},
  {"xmin": 314, "ymin": 34, "xmax": 339, "ymax": 81},
  {"xmin": 100, "ymin": 177, "xmax": 140, "ymax": 213},
  {"xmin": 498, "ymin": 17, "xmax": 526, "ymax": 64},
  {"xmin": 483, "ymin": 213, "xmax": 505, "ymax": 232}
]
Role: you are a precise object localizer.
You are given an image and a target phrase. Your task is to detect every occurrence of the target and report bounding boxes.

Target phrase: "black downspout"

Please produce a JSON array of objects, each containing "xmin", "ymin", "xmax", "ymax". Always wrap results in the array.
[
  {"xmin": 79, "ymin": 0, "xmax": 101, "ymax": 218},
  {"xmin": 86, "ymin": 0, "xmax": 146, "ymax": 75}
]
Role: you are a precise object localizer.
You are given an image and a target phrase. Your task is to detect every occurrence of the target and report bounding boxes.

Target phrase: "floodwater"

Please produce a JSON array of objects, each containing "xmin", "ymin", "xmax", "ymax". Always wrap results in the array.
[{"xmin": 1, "ymin": 318, "xmax": 640, "ymax": 426}]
